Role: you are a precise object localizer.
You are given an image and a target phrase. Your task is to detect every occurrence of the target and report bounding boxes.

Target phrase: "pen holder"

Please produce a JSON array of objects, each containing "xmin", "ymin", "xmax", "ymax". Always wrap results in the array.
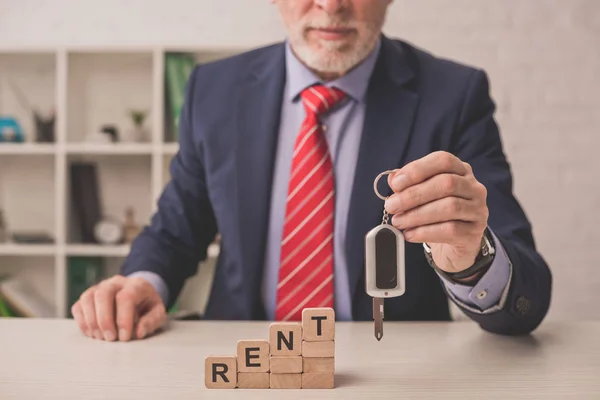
[{"xmin": 34, "ymin": 112, "xmax": 55, "ymax": 143}]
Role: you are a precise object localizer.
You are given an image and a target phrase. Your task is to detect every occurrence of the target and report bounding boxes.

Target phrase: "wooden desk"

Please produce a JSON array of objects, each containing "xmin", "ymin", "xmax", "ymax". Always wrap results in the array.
[{"xmin": 0, "ymin": 318, "xmax": 598, "ymax": 399}]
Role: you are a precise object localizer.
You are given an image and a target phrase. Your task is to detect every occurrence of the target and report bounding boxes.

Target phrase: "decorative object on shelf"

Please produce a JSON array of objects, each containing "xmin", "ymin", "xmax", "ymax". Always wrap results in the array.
[
  {"xmin": 0, "ymin": 209, "xmax": 7, "ymax": 242},
  {"xmin": 2, "ymin": 78, "xmax": 55, "ymax": 143},
  {"xmin": 34, "ymin": 109, "xmax": 55, "ymax": 143},
  {"xmin": 128, "ymin": 109, "xmax": 150, "ymax": 142},
  {"xmin": 11, "ymin": 231, "xmax": 54, "ymax": 244},
  {"xmin": 0, "ymin": 117, "xmax": 25, "ymax": 142},
  {"xmin": 85, "ymin": 124, "xmax": 120, "ymax": 144},
  {"xmin": 165, "ymin": 53, "xmax": 196, "ymax": 142},
  {"xmin": 93, "ymin": 217, "xmax": 124, "ymax": 245},
  {"xmin": 123, "ymin": 206, "xmax": 141, "ymax": 244},
  {"xmin": 101, "ymin": 125, "xmax": 119, "ymax": 142}
]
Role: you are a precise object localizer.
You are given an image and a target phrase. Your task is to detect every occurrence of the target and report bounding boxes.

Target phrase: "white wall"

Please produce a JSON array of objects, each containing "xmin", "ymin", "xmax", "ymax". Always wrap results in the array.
[{"xmin": 1, "ymin": 0, "xmax": 598, "ymax": 321}]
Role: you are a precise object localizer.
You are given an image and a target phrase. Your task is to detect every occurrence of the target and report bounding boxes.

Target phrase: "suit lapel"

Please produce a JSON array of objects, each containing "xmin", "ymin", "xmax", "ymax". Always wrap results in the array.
[
  {"xmin": 234, "ymin": 44, "xmax": 286, "ymax": 317},
  {"xmin": 345, "ymin": 37, "xmax": 420, "ymax": 305}
]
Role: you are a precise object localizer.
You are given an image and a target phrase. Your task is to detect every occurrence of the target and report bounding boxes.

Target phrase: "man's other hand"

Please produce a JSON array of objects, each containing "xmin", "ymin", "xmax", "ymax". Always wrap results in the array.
[{"xmin": 71, "ymin": 275, "xmax": 167, "ymax": 341}]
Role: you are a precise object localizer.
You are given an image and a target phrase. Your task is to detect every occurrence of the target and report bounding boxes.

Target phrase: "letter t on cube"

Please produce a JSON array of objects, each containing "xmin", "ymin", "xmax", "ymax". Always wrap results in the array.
[{"xmin": 302, "ymin": 308, "xmax": 335, "ymax": 341}]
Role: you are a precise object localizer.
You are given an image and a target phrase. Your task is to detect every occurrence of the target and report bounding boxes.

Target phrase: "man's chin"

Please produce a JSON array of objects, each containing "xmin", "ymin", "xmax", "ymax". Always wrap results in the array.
[{"xmin": 300, "ymin": 52, "xmax": 360, "ymax": 75}]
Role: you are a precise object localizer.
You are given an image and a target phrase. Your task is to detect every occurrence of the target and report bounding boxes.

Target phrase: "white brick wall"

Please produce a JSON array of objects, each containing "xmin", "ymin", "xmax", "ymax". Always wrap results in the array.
[{"xmin": 1, "ymin": 0, "xmax": 598, "ymax": 321}]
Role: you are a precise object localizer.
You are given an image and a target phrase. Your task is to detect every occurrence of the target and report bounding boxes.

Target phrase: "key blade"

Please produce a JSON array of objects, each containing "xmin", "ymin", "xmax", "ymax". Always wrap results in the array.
[{"xmin": 373, "ymin": 297, "xmax": 384, "ymax": 341}]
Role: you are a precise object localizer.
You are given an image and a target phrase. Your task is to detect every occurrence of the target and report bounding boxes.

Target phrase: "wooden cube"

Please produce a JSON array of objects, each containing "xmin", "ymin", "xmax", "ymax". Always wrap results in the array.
[
  {"xmin": 270, "ymin": 373, "xmax": 302, "ymax": 389},
  {"xmin": 302, "ymin": 308, "xmax": 335, "ymax": 341},
  {"xmin": 270, "ymin": 356, "xmax": 302, "ymax": 373},
  {"xmin": 303, "ymin": 357, "xmax": 335, "ymax": 373},
  {"xmin": 205, "ymin": 356, "xmax": 237, "ymax": 389},
  {"xmin": 302, "ymin": 340, "xmax": 335, "ymax": 358},
  {"xmin": 302, "ymin": 373, "xmax": 335, "ymax": 389},
  {"xmin": 237, "ymin": 372, "xmax": 270, "ymax": 389},
  {"xmin": 237, "ymin": 340, "xmax": 270, "ymax": 373},
  {"xmin": 269, "ymin": 322, "xmax": 302, "ymax": 356}
]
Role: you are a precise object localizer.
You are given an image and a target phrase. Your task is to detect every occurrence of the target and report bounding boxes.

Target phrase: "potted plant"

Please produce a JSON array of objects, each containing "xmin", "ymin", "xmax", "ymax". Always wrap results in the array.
[{"xmin": 128, "ymin": 109, "xmax": 149, "ymax": 142}]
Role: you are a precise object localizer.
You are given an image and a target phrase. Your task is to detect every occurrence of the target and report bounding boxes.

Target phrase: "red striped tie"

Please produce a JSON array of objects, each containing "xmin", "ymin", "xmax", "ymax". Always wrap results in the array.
[{"xmin": 275, "ymin": 85, "xmax": 346, "ymax": 321}]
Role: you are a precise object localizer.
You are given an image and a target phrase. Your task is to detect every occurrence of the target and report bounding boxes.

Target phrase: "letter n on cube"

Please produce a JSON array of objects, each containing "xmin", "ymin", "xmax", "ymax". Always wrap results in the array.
[{"xmin": 269, "ymin": 322, "xmax": 302, "ymax": 356}]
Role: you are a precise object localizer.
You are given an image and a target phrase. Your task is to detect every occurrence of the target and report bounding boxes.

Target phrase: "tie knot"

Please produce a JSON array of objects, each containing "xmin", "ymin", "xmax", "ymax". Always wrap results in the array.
[{"xmin": 301, "ymin": 85, "xmax": 346, "ymax": 116}]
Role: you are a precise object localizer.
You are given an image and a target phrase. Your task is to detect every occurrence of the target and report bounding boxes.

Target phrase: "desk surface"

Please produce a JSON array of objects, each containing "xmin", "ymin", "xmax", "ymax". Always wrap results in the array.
[{"xmin": 0, "ymin": 318, "xmax": 598, "ymax": 399}]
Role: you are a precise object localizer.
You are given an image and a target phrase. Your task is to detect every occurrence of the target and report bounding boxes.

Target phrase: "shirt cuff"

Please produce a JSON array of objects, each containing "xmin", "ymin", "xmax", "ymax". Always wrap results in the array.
[
  {"xmin": 128, "ymin": 271, "xmax": 170, "ymax": 306},
  {"xmin": 437, "ymin": 228, "xmax": 512, "ymax": 312}
]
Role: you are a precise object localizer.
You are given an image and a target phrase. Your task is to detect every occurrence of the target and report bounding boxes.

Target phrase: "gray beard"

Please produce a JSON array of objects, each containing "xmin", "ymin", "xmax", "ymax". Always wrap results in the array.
[{"xmin": 290, "ymin": 28, "xmax": 381, "ymax": 77}]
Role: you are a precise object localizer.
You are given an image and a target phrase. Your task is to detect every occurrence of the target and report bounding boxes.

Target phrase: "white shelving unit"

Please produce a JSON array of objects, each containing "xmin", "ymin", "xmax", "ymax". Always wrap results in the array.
[{"xmin": 0, "ymin": 47, "xmax": 241, "ymax": 318}]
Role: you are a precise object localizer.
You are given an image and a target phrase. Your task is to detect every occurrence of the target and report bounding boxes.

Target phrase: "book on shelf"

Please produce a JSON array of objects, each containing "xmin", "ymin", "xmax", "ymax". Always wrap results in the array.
[
  {"xmin": 67, "ymin": 257, "xmax": 104, "ymax": 318},
  {"xmin": 69, "ymin": 162, "xmax": 102, "ymax": 244},
  {"xmin": 164, "ymin": 53, "xmax": 196, "ymax": 143},
  {"xmin": 0, "ymin": 292, "xmax": 16, "ymax": 317},
  {"xmin": 0, "ymin": 276, "xmax": 54, "ymax": 318}
]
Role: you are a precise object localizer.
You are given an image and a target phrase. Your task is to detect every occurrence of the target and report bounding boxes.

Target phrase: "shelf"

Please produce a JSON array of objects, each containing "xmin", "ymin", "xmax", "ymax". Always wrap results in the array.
[
  {"xmin": 65, "ymin": 243, "xmax": 220, "ymax": 258},
  {"xmin": 0, "ymin": 53, "xmax": 56, "ymax": 145},
  {"xmin": 66, "ymin": 244, "xmax": 130, "ymax": 257},
  {"xmin": 0, "ymin": 143, "xmax": 56, "ymax": 155},
  {"xmin": 163, "ymin": 143, "xmax": 179, "ymax": 156},
  {"xmin": 0, "ymin": 243, "xmax": 56, "ymax": 256},
  {"xmin": 67, "ymin": 52, "xmax": 153, "ymax": 143},
  {"xmin": 0, "ymin": 157, "xmax": 56, "ymax": 239},
  {"xmin": 65, "ymin": 143, "xmax": 152, "ymax": 155},
  {"xmin": 0, "ymin": 47, "xmax": 245, "ymax": 318}
]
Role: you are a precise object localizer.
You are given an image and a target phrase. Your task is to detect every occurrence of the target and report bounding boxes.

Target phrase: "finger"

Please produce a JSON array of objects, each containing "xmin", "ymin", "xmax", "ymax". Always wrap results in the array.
[
  {"xmin": 403, "ymin": 220, "xmax": 482, "ymax": 245},
  {"xmin": 135, "ymin": 302, "xmax": 167, "ymax": 340},
  {"xmin": 385, "ymin": 173, "xmax": 474, "ymax": 214},
  {"xmin": 389, "ymin": 152, "xmax": 468, "ymax": 192},
  {"xmin": 94, "ymin": 281, "xmax": 122, "ymax": 341},
  {"xmin": 115, "ymin": 285, "xmax": 140, "ymax": 342},
  {"xmin": 80, "ymin": 288, "xmax": 101, "ymax": 340},
  {"xmin": 391, "ymin": 197, "xmax": 481, "ymax": 231},
  {"xmin": 71, "ymin": 301, "xmax": 89, "ymax": 337}
]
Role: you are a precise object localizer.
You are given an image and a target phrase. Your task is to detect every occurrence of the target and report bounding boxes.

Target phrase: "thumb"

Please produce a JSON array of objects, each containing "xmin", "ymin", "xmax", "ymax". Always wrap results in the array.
[{"xmin": 135, "ymin": 301, "xmax": 167, "ymax": 340}]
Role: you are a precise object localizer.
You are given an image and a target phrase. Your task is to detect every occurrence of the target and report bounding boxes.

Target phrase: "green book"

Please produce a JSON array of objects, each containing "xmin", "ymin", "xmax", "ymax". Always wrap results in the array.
[
  {"xmin": 0, "ymin": 294, "xmax": 15, "ymax": 317},
  {"xmin": 165, "ymin": 53, "xmax": 196, "ymax": 142},
  {"xmin": 66, "ymin": 257, "xmax": 104, "ymax": 318}
]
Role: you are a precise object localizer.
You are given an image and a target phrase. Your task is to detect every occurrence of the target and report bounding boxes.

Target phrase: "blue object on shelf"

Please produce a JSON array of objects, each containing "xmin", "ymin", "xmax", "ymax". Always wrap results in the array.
[{"xmin": 0, "ymin": 117, "xmax": 25, "ymax": 142}]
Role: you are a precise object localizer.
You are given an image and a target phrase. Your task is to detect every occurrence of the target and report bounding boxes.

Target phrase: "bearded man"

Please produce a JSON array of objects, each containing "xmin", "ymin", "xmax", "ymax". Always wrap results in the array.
[{"xmin": 71, "ymin": 0, "xmax": 552, "ymax": 342}]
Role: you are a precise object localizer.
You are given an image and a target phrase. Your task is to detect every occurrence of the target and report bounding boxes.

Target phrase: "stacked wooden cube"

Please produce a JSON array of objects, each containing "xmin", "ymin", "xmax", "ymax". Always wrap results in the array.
[{"xmin": 205, "ymin": 307, "xmax": 335, "ymax": 389}]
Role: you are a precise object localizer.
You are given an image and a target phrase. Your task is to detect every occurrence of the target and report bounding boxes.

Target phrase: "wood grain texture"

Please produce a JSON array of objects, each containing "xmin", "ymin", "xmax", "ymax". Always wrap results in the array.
[
  {"xmin": 303, "ymin": 357, "xmax": 334, "ymax": 373},
  {"xmin": 302, "ymin": 308, "xmax": 335, "ymax": 341},
  {"xmin": 269, "ymin": 322, "xmax": 302, "ymax": 356},
  {"xmin": 1, "ymin": 319, "xmax": 599, "ymax": 399},
  {"xmin": 204, "ymin": 356, "xmax": 237, "ymax": 389},
  {"xmin": 237, "ymin": 340, "xmax": 269, "ymax": 373},
  {"xmin": 270, "ymin": 356, "xmax": 303, "ymax": 373},
  {"xmin": 237, "ymin": 373, "xmax": 270, "ymax": 389},
  {"xmin": 302, "ymin": 373, "xmax": 335, "ymax": 389},
  {"xmin": 302, "ymin": 340, "xmax": 335, "ymax": 358},
  {"xmin": 269, "ymin": 373, "xmax": 302, "ymax": 389}
]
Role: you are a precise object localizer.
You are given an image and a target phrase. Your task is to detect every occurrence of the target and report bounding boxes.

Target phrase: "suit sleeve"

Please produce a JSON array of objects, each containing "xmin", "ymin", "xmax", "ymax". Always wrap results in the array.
[
  {"xmin": 446, "ymin": 69, "xmax": 553, "ymax": 335},
  {"xmin": 120, "ymin": 66, "xmax": 218, "ymax": 310}
]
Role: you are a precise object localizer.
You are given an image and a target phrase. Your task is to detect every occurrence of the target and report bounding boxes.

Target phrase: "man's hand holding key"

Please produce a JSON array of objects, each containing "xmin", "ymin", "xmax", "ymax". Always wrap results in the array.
[
  {"xmin": 384, "ymin": 151, "xmax": 490, "ymax": 279},
  {"xmin": 71, "ymin": 275, "xmax": 167, "ymax": 342},
  {"xmin": 366, "ymin": 151, "xmax": 490, "ymax": 341}
]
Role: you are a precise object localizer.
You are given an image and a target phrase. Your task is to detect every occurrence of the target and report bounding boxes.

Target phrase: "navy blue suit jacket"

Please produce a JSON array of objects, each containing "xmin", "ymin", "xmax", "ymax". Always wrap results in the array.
[{"xmin": 121, "ymin": 35, "xmax": 552, "ymax": 335}]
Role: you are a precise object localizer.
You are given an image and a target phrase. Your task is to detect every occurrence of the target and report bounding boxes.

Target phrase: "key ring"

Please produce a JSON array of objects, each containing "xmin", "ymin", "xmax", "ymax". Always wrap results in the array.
[{"xmin": 373, "ymin": 170, "xmax": 395, "ymax": 201}]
